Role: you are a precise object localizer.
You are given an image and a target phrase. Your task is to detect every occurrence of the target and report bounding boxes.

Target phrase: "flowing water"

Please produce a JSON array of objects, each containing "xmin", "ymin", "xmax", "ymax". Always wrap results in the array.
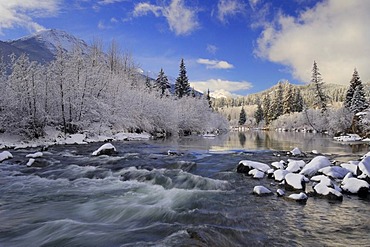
[{"xmin": 0, "ymin": 131, "xmax": 369, "ymax": 247}]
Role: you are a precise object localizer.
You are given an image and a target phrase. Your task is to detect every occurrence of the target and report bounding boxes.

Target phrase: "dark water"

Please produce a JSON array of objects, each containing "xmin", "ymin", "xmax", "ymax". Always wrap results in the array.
[{"xmin": 0, "ymin": 131, "xmax": 369, "ymax": 247}]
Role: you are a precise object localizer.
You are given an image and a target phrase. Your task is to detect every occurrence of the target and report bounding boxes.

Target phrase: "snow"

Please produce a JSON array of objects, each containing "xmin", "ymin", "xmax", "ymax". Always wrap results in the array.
[
  {"xmin": 253, "ymin": 185, "xmax": 272, "ymax": 195},
  {"xmin": 333, "ymin": 134, "xmax": 362, "ymax": 142},
  {"xmin": 92, "ymin": 143, "xmax": 117, "ymax": 156},
  {"xmin": 273, "ymin": 169, "xmax": 290, "ymax": 182},
  {"xmin": 341, "ymin": 173, "xmax": 369, "ymax": 194},
  {"xmin": 26, "ymin": 152, "xmax": 43, "ymax": 158},
  {"xmin": 286, "ymin": 159, "xmax": 305, "ymax": 173},
  {"xmin": 285, "ymin": 173, "xmax": 307, "ymax": 190},
  {"xmin": 239, "ymin": 160, "xmax": 270, "ymax": 172},
  {"xmin": 0, "ymin": 151, "xmax": 13, "ymax": 162},
  {"xmin": 202, "ymin": 133, "xmax": 216, "ymax": 138},
  {"xmin": 312, "ymin": 150, "xmax": 319, "ymax": 154},
  {"xmin": 318, "ymin": 166, "xmax": 350, "ymax": 179},
  {"xmin": 63, "ymin": 134, "xmax": 87, "ymax": 145},
  {"xmin": 271, "ymin": 160, "xmax": 285, "ymax": 170},
  {"xmin": 26, "ymin": 158, "xmax": 35, "ymax": 167},
  {"xmin": 314, "ymin": 182, "xmax": 343, "ymax": 198},
  {"xmin": 358, "ymin": 156, "xmax": 370, "ymax": 177},
  {"xmin": 276, "ymin": 189, "xmax": 285, "ymax": 196},
  {"xmin": 290, "ymin": 147, "xmax": 302, "ymax": 156},
  {"xmin": 300, "ymin": 156, "xmax": 332, "ymax": 177},
  {"xmin": 288, "ymin": 192, "xmax": 308, "ymax": 201},
  {"xmin": 361, "ymin": 151, "xmax": 370, "ymax": 159},
  {"xmin": 340, "ymin": 161, "xmax": 359, "ymax": 175},
  {"xmin": 248, "ymin": 169, "xmax": 265, "ymax": 179},
  {"xmin": 311, "ymin": 175, "xmax": 331, "ymax": 185}
]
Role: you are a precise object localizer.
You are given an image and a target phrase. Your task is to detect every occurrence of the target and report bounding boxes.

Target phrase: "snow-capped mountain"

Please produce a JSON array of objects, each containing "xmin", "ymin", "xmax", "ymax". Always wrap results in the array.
[{"xmin": 0, "ymin": 29, "xmax": 89, "ymax": 64}]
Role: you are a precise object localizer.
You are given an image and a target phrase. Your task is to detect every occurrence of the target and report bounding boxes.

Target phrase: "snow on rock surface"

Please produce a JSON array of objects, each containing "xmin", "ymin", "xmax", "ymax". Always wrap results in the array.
[
  {"xmin": 26, "ymin": 158, "xmax": 35, "ymax": 167},
  {"xmin": 286, "ymin": 159, "xmax": 305, "ymax": 173},
  {"xmin": 237, "ymin": 160, "xmax": 270, "ymax": 174},
  {"xmin": 92, "ymin": 143, "xmax": 117, "ymax": 156},
  {"xmin": 358, "ymin": 156, "xmax": 370, "ymax": 179},
  {"xmin": 26, "ymin": 152, "xmax": 43, "ymax": 158},
  {"xmin": 340, "ymin": 161, "xmax": 359, "ymax": 175},
  {"xmin": 253, "ymin": 186, "xmax": 272, "ymax": 195},
  {"xmin": 0, "ymin": 151, "xmax": 13, "ymax": 162},
  {"xmin": 285, "ymin": 173, "xmax": 308, "ymax": 190},
  {"xmin": 318, "ymin": 166, "xmax": 350, "ymax": 179},
  {"xmin": 277, "ymin": 189, "xmax": 285, "ymax": 197},
  {"xmin": 312, "ymin": 176, "xmax": 343, "ymax": 200},
  {"xmin": 341, "ymin": 173, "xmax": 369, "ymax": 196},
  {"xmin": 300, "ymin": 156, "xmax": 332, "ymax": 177},
  {"xmin": 248, "ymin": 169, "xmax": 265, "ymax": 179},
  {"xmin": 288, "ymin": 192, "xmax": 308, "ymax": 202},
  {"xmin": 271, "ymin": 161, "xmax": 285, "ymax": 170},
  {"xmin": 290, "ymin": 147, "xmax": 302, "ymax": 156},
  {"xmin": 64, "ymin": 134, "xmax": 87, "ymax": 145},
  {"xmin": 273, "ymin": 169, "xmax": 290, "ymax": 182}
]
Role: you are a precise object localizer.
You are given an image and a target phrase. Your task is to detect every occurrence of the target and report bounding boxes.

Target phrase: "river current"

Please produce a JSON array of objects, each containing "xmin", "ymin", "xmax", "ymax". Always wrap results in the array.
[{"xmin": 0, "ymin": 131, "xmax": 369, "ymax": 246}]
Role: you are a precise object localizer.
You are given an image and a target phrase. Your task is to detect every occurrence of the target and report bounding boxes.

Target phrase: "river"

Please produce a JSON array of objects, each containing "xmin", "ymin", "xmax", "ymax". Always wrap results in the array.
[{"xmin": 0, "ymin": 131, "xmax": 369, "ymax": 246}]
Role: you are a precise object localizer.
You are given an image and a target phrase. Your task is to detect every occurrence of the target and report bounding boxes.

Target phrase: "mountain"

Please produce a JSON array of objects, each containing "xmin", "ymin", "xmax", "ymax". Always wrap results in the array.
[{"xmin": 0, "ymin": 29, "xmax": 89, "ymax": 65}]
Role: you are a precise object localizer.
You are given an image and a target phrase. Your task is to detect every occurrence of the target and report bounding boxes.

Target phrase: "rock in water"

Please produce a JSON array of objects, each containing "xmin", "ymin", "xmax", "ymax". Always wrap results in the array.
[
  {"xmin": 92, "ymin": 143, "xmax": 117, "ymax": 156},
  {"xmin": 237, "ymin": 160, "xmax": 270, "ymax": 174},
  {"xmin": 288, "ymin": 192, "xmax": 308, "ymax": 203},
  {"xmin": 253, "ymin": 185, "xmax": 272, "ymax": 195},
  {"xmin": 300, "ymin": 156, "xmax": 332, "ymax": 177},
  {"xmin": 285, "ymin": 173, "xmax": 308, "ymax": 191},
  {"xmin": 0, "ymin": 151, "xmax": 13, "ymax": 162}
]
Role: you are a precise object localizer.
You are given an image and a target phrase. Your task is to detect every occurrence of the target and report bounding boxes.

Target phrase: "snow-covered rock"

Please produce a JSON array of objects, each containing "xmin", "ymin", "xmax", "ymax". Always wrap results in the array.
[
  {"xmin": 26, "ymin": 158, "xmax": 35, "ymax": 167},
  {"xmin": 253, "ymin": 185, "xmax": 272, "ymax": 195},
  {"xmin": 26, "ymin": 152, "xmax": 43, "ymax": 158},
  {"xmin": 300, "ymin": 156, "xmax": 332, "ymax": 177},
  {"xmin": 340, "ymin": 161, "xmax": 359, "ymax": 175},
  {"xmin": 64, "ymin": 134, "xmax": 87, "ymax": 145},
  {"xmin": 357, "ymin": 156, "xmax": 370, "ymax": 181},
  {"xmin": 313, "ymin": 176, "xmax": 343, "ymax": 201},
  {"xmin": 273, "ymin": 169, "xmax": 290, "ymax": 182},
  {"xmin": 285, "ymin": 173, "xmax": 308, "ymax": 191},
  {"xmin": 289, "ymin": 147, "xmax": 302, "ymax": 156},
  {"xmin": 333, "ymin": 134, "xmax": 362, "ymax": 142},
  {"xmin": 0, "ymin": 151, "xmax": 13, "ymax": 162},
  {"xmin": 276, "ymin": 189, "xmax": 285, "ymax": 197},
  {"xmin": 312, "ymin": 150, "xmax": 319, "ymax": 154},
  {"xmin": 237, "ymin": 160, "xmax": 270, "ymax": 174},
  {"xmin": 92, "ymin": 143, "xmax": 117, "ymax": 156},
  {"xmin": 248, "ymin": 169, "xmax": 265, "ymax": 179},
  {"xmin": 286, "ymin": 159, "xmax": 305, "ymax": 173},
  {"xmin": 271, "ymin": 160, "xmax": 285, "ymax": 170},
  {"xmin": 288, "ymin": 192, "xmax": 308, "ymax": 203},
  {"xmin": 361, "ymin": 151, "xmax": 370, "ymax": 160},
  {"xmin": 318, "ymin": 166, "xmax": 350, "ymax": 179},
  {"xmin": 341, "ymin": 173, "xmax": 369, "ymax": 197}
]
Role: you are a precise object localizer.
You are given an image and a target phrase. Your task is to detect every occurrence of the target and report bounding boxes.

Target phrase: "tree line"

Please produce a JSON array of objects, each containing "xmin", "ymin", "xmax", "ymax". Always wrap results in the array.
[{"xmin": 0, "ymin": 41, "xmax": 227, "ymax": 138}]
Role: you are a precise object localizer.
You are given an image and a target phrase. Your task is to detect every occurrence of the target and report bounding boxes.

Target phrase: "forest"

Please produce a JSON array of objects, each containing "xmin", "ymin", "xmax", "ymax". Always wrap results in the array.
[{"xmin": 0, "ymin": 41, "xmax": 228, "ymax": 139}]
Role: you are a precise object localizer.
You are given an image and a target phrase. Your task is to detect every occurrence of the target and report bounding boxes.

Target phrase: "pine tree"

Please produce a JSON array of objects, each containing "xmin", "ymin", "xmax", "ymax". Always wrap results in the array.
[
  {"xmin": 311, "ymin": 61, "xmax": 327, "ymax": 112},
  {"xmin": 262, "ymin": 94, "xmax": 271, "ymax": 125},
  {"xmin": 254, "ymin": 102, "xmax": 264, "ymax": 125},
  {"xmin": 155, "ymin": 68, "xmax": 170, "ymax": 96},
  {"xmin": 293, "ymin": 88, "xmax": 304, "ymax": 112},
  {"xmin": 206, "ymin": 89, "xmax": 212, "ymax": 108},
  {"xmin": 239, "ymin": 107, "xmax": 246, "ymax": 125},
  {"xmin": 269, "ymin": 82, "xmax": 283, "ymax": 121},
  {"xmin": 175, "ymin": 58, "xmax": 190, "ymax": 98},
  {"xmin": 345, "ymin": 69, "xmax": 368, "ymax": 113},
  {"xmin": 282, "ymin": 83, "xmax": 294, "ymax": 115}
]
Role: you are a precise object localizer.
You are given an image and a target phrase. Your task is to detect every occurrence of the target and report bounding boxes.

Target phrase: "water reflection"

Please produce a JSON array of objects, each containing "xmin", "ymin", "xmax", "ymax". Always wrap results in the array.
[{"xmin": 209, "ymin": 130, "xmax": 369, "ymax": 155}]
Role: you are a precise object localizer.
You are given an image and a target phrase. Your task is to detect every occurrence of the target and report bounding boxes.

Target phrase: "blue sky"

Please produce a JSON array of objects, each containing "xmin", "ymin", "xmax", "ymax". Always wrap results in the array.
[{"xmin": 1, "ymin": 0, "xmax": 369, "ymax": 96}]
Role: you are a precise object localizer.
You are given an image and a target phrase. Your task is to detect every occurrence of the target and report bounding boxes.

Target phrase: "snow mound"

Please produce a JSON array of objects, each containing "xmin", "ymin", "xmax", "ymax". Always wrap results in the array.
[
  {"xmin": 26, "ymin": 158, "xmax": 35, "ymax": 167},
  {"xmin": 237, "ymin": 160, "xmax": 270, "ymax": 173},
  {"xmin": 340, "ymin": 161, "xmax": 359, "ymax": 175},
  {"xmin": 273, "ymin": 169, "xmax": 290, "ymax": 182},
  {"xmin": 26, "ymin": 152, "xmax": 43, "ymax": 158},
  {"xmin": 288, "ymin": 192, "xmax": 308, "ymax": 202},
  {"xmin": 290, "ymin": 147, "xmax": 302, "ymax": 156},
  {"xmin": 341, "ymin": 173, "xmax": 369, "ymax": 195},
  {"xmin": 300, "ymin": 156, "xmax": 332, "ymax": 177},
  {"xmin": 248, "ymin": 169, "xmax": 265, "ymax": 179},
  {"xmin": 271, "ymin": 160, "xmax": 285, "ymax": 170},
  {"xmin": 276, "ymin": 189, "xmax": 285, "ymax": 197},
  {"xmin": 253, "ymin": 185, "xmax": 272, "ymax": 195},
  {"xmin": 64, "ymin": 134, "xmax": 87, "ymax": 145},
  {"xmin": 318, "ymin": 166, "xmax": 350, "ymax": 179},
  {"xmin": 92, "ymin": 143, "xmax": 117, "ymax": 156},
  {"xmin": 0, "ymin": 151, "xmax": 13, "ymax": 162},
  {"xmin": 286, "ymin": 159, "xmax": 305, "ymax": 173},
  {"xmin": 285, "ymin": 173, "xmax": 308, "ymax": 190},
  {"xmin": 358, "ymin": 156, "xmax": 370, "ymax": 178}
]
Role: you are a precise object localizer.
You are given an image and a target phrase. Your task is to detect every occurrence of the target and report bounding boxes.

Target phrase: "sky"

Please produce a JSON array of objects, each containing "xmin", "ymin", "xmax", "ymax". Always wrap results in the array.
[{"xmin": 0, "ymin": 0, "xmax": 369, "ymax": 97}]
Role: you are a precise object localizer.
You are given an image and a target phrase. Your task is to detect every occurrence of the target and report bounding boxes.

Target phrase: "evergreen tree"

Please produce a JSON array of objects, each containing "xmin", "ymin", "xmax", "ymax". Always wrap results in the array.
[
  {"xmin": 206, "ymin": 89, "xmax": 212, "ymax": 108},
  {"xmin": 254, "ymin": 102, "xmax": 264, "ymax": 125},
  {"xmin": 293, "ymin": 88, "xmax": 304, "ymax": 112},
  {"xmin": 239, "ymin": 107, "xmax": 247, "ymax": 125},
  {"xmin": 155, "ymin": 68, "xmax": 170, "ymax": 96},
  {"xmin": 345, "ymin": 69, "xmax": 368, "ymax": 113},
  {"xmin": 311, "ymin": 61, "xmax": 327, "ymax": 112},
  {"xmin": 282, "ymin": 83, "xmax": 294, "ymax": 115},
  {"xmin": 175, "ymin": 58, "xmax": 190, "ymax": 98},
  {"xmin": 262, "ymin": 94, "xmax": 271, "ymax": 125},
  {"xmin": 145, "ymin": 73, "xmax": 152, "ymax": 92},
  {"xmin": 269, "ymin": 82, "xmax": 283, "ymax": 121}
]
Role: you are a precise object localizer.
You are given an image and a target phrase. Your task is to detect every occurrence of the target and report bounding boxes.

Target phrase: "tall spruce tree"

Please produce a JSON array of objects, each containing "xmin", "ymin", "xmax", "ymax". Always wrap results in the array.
[
  {"xmin": 239, "ymin": 107, "xmax": 247, "ymax": 125},
  {"xmin": 206, "ymin": 89, "xmax": 212, "ymax": 108},
  {"xmin": 293, "ymin": 88, "xmax": 304, "ymax": 112},
  {"xmin": 155, "ymin": 68, "xmax": 170, "ymax": 96},
  {"xmin": 262, "ymin": 94, "xmax": 271, "ymax": 125},
  {"xmin": 254, "ymin": 101, "xmax": 264, "ymax": 125},
  {"xmin": 345, "ymin": 69, "xmax": 368, "ymax": 113},
  {"xmin": 282, "ymin": 83, "xmax": 294, "ymax": 115},
  {"xmin": 175, "ymin": 58, "xmax": 190, "ymax": 98},
  {"xmin": 311, "ymin": 61, "xmax": 327, "ymax": 112},
  {"xmin": 269, "ymin": 82, "xmax": 283, "ymax": 120}
]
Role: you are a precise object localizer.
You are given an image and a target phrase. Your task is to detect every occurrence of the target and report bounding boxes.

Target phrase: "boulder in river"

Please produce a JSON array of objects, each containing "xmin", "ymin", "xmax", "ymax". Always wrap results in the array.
[
  {"xmin": 341, "ymin": 173, "xmax": 369, "ymax": 197},
  {"xmin": 237, "ymin": 160, "xmax": 270, "ymax": 174},
  {"xmin": 92, "ymin": 143, "xmax": 117, "ymax": 156},
  {"xmin": 0, "ymin": 151, "xmax": 13, "ymax": 162},
  {"xmin": 300, "ymin": 156, "xmax": 332, "ymax": 177},
  {"xmin": 288, "ymin": 192, "xmax": 308, "ymax": 203},
  {"xmin": 253, "ymin": 185, "xmax": 272, "ymax": 195},
  {"xmin": 285, "ymin": 173, "xmax": 308, "ymax": 191}
]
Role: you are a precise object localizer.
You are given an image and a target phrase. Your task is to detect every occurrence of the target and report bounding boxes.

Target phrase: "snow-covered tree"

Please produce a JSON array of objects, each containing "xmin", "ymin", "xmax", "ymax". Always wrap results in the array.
[
  {"xmin": 175, "ymin": 58, "xmax": 190, "ymax": 98},
  {"xmin": 293, "ymin": 88, "xmax": 304, "ymax": 112},
  {"xmin": 262, "ymin": 94, "xmax": 271, "ymax": 125},
  {"xmin": 345, "ymin": 69, "xmax": 368, "ymax": 113},
  {"xmin": 311, "ymin": 61, "xmax": 327, "ymax": 112},
  {"xmin": 206, "ymin": 89, "xmax": 212, "ymax": 109},
  {"xmin": 254, "ymin": 101, "xmax": 264, "ymax": 125},
  {"xmin": 283, "ymin": 83, "xmax": 294, "ymax": 115},
  {"xmin": 155, "ymin": 68, "xmax": 170, "ymax": 97}
]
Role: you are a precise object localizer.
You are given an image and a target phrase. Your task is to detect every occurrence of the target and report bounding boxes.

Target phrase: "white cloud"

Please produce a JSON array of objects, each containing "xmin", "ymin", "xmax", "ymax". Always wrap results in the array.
[
  {"xmin": 255, "ymin": 0, "xmax": 370, "ymax": 85},
  {"xmin": 206, "ymin": 44, "xmax": 218, "ymax": 54},
  {"xmin": 98, "ymin": 0, "xmax": 127, "ymax": 5},
  {"xmin": 197, "ymin": 58, "xmax": 234, "ymax": 69},
  {"xmin": 217, "ymin": 0, "xmax": 246, "ymax": 24},
  {"xmin": 0, "ymin": 0, "xmax": 60, "ymax": 33},
  {"xmin": 190, "ymin": 78, "xmax": 252, "ymax": 94},
  {"xmin": 210, "ymin": 89, "xmax": 242, "ymax": 98},
  {"xmin": 133, "ymin": 0, "xmax": 199, "ymax": 36}
]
